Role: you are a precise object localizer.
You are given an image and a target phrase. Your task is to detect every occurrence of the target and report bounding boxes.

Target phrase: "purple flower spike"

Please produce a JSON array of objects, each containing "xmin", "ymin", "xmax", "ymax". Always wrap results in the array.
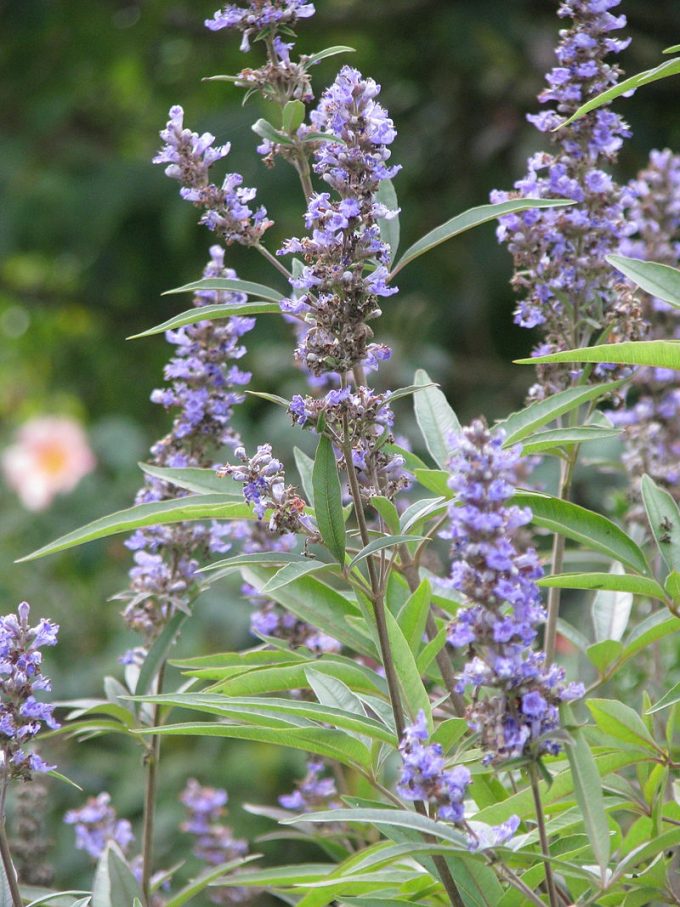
[
  {"xmin": 64, "ymin": 792, "xmax": 134, "ymax": 861},
  {"xmin": 445, "ymin": 420, "xmax": 583, "ymax": 763},
  {"xmin": 0, "ymin": 602, "xmax": 59, "ymax": 780}
]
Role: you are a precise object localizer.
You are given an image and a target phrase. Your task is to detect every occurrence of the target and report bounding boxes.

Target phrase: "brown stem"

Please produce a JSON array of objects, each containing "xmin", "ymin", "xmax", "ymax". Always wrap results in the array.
[
  {"xmin": 0, "ymin": 822, "xmax": 22, "ymax": 907},
  {"xmin": 141, "ymin": 662, "xmax": 167, "ymax": 906},
  {"xmin": 544, "ymin": 453, "xmax": 576, "ymax": 665},
  {"xmin": 529, "ymin": 764, "xmax": 559, "ymax": 907},
  {"xmin": 254, "ymin": 242, "xmax": 293, "ymax": 281}
]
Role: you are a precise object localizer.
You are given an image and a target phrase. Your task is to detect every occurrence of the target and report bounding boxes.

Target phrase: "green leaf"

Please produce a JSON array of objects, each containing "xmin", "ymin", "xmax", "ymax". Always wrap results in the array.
[
  {"xmin": 497, "ymin": 380, "xmax": 624, "ymax": 446},
  {"xmin": 242, "ymin": 567, "xmax": 373, "ymax": 656},
  {"xmin": 397, "ymin": 579, "xmax": 432, "ymax": 654},
  {"xmin": 515, "ymin": 340, "xmax": 680, "ymax": 369},
  {"xmin": 513, "ymin": 491, "xmax": 649, "ymax": 575},
  {"xmin": 139, "ymin": 723, "xmax": 371, "ymax": 768},
  {"xmin": 520, "ymin": 426, "xmax": 619, "ymax": 455},
  {"xmin": 348, "ymin": 535, "xmax": 422, "ymax": 571},
  {"xmin": 92, "ymin": 843, "xmax": 143, "ymax": 907},
  {"xmin": 135, "ymin": 609, "xmax": 188, "ymax": 696},
  {"xmin": 162, "ymin": 277, "xmax": 283, "ymax": 302},
  {"xmin": 305, "ymin": 668, "xmax": 367, "ymax": 717},
  {"xmin": 640, "ymin": 473, "xmax": 680, "ymax": 572},
  {"xmin": 607, "ymin": 254, "xmax": 680, "ymax": 308},
  {"xmin": 665, "ymin": 570, "xmax": 680, "ymax": 602},
  {"xmin": 260, "ymin": 559, "xmax": 335, "ymax": 594},
  {"xmin": 537, "ymin": 572, "xmax": 666, "ymax": 600},
  {"xmin": 139, "ymin": 463, "xmax": 242, "ymax": 496},
  {"xmin": 312, "ymin": 435, "xmax": 346, "ymax": 564},
  {"xmin": 390, "ymin": 198, "xmax": 574, "ymax": 277},
  {"xmin": 376, "ymin": 179, "xmax": 399, "ymax": 266},
  {"xmin": 282, "ymin": 100, "xmax": 306, "ymax": 133},
  {"xmin": 591, "ymin": 563, "xmax": 633, "ymax": 643},
  {"xmin": 164, "ymin": 856, "xmax": 262, "ymax": 907},
  {"xmin": 294, "ymin": 446, "xmax": 315, "ymax": 506},
  {"xmin": 17, "ymin": 495, "xmax": 254, "ymax": 562},
  {"xmin": 399, "ymin": 497, "xmax": 447, "ymax": 534},
  {"xmin": 587, "ymin": 699, "xmax": 659, "ymax": 752},
  {"xmin": 284, "ymin": 807, "xmax": 468, "ymax": 848},
  {"xmin": 646, "ymin": 680, "xmax": 680, "ymax": 715},
  {"xmin": 412, "ymin": 468, "xmax": 451, "ymax": 497},
  {"xmin": 251, "ymin": 117, "xmax": 295, "ymax": 145},
  {"xmin": 558, "ymin": 56, "xmax": 680, "ymax": 127},
  {"xmin": 621, "ymin": 610, "xmax": 680, "ymax": 664},
  {"xmin": 127, "ymin": 301, "xmax": 280, "ymax": 339},
  {"xmin": 564, "ymin": 727, "xmax": 611, "ymax": 881},
  {"xmin": 371, "ymin": 496, "xmax": 401, "ymax": 535},
  {"xmin": 413, "ymin": 369, "xmax": 460, "ymax": 468},
  {"xmin": 199, "ymin": 550, "xmax": 307, "ymax": 575},
  {"xmin": 586, "ymin": 640, "xmax": 624, "ymax": 674},
  {"xmin": 302, "ymin": 45, "xmax": 356, "ymax": 68},
  {"xmin": 385, "ymin": 610, "xmax": 432, "ymax": 726},
  {"xmin": 245, "ymin": 390, "xmax": 289, "ymax": 407}
]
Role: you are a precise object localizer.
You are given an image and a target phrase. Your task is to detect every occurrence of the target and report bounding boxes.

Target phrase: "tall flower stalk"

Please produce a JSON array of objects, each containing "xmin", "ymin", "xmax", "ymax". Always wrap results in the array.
[{"xmin": 492, "ymin": 0, "xmax": 644, "ymax": 663}]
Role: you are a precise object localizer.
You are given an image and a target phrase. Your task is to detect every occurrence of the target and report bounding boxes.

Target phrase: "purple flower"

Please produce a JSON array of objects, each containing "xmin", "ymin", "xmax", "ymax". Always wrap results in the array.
[
  {"xmin": 491, "ymin": 0, "xmax": 644, "ymax": 399},
  {"xmin": 205, "ymin": 1, "xmax": 315, "ymax": 52},
  {"xmin": 445, "ymin": 421, "xmax": 584, "ymax": 763},
  {"xmin": 180, "ymin": 779, "xmax": 250, "ymax": 904},
  {"xmin": 155, "ymin": 108, "xmax": 271, "ymax": 246},
  {"xmin": 0, "ymin": 603, "xmax": 59, "ymax": 780},
  {"xmin": 64, "ymin": 792, "xmax": 134, "ymax": 861},
  {"xmin": 279, "ymin": 759, "xmax": 339, "ymax": 812},
  {"xmin": 118, "ymin": 247, "xmax": 256, "ymax": 640},
  {"xmin": 278, "ymin": 67, "xmax": 399, "ymax": 377}
]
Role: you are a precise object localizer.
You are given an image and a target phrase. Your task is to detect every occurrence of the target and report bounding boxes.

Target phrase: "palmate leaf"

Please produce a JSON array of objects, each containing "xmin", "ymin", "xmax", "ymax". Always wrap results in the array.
[
  {"xmin": 17, "ymin": 495, "xmax": 255, "ymax": 562},
  {"xmin": 607, "ymin": 254, "xmax": 680, "ymax": 308},
  {"xmin": 389, "ymin": 198, "xmax": 574, "ymax": 277},
  {"xmin": 162, "ymin": 276, "xmax": 284, "ymax": 302},
  {"xmin": 515, "ymin": 340, "xmax": 680, "ymax": 370},
  {"xmin": 128, "ymin": 301, "xmax": 281, "ymax": 339}
]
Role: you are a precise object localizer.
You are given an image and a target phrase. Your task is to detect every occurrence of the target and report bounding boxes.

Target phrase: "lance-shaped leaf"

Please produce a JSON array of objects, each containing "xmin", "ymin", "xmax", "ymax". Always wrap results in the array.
[
  {"xmin": 92, "ymin": 842, "xmax": 143, "ymax": 907},
  {"xmin": 135, "ymin": 609, "xmax": 189, "ymax": 697},
  {"xmin": 390, "ymin": 198, "xmax": 574, "ymax": 277},
  {"xmin": 647, "ymin": 680, "xmax": 680, "ymax": 715},
  {"xmin": 163, "ymin": 276, "xmax": 284, "ymax": 303},
  {"xmin": 519, "ymin": 425, "xmax": 619, "ymax": 455},
  {"xmin": 348, "ymin": 534, "xmax": 423, "ymax": 571},
  {"xmin": 252, "ymin": 117, "xmax": 296, "ymax": 145},
  {"xmin": 496, "ymin": 379, "xmax": 624, "ymax": 446},
  {"xmin": 164, "ymin": 856, "xmax": 261, "ymax": 907},
  {"xmin": 537, "ymin": 572, "xmax": 666, "ymax": 601},
  {"xmin": 376, "ymin": 179, "xmax": 400, "ymax": 265},
  {"xmin": 128, "ymin": 301, "xmax": 281, "ymax": 339},
  {"xmin": 513, "ymin": 492, "xmax": 649, "ymax": 575},
  {"xmin": 17, "ymin": 495, "xmax": 254, "ymax": 562},
  {"xmin": 413, "ymin": 368, "xmax": 460, "ymax": 468},
  {"xmin": 640, "ymin": 473, "xmax": 680, "ymax": 573},
  {"xmin": 302, "ymin": 45, "xmax": 356, "ymax": 69},
  {"xmin": 591, "ymin": 563, "xmax": 634, "ymax": 643},
  {"xmin": 260, "ymin": 559, "xmax": 336, "ymax": 594},
  {"xmin": 312, "ymin": 435, "xmax": 346, "ymax": 564},
  {"xmin": 564, "ymin": 725, "xmax": 611, "ymax": 882},
  {"xmin": 587, "ymin": 699, "xmax": 659, "ymax": 753},
  {"xmin": 557, "ymin": 56, "xmax": 680, "ymax": 128},
  {"xmin": 607, "ymin": 254, "xmax": 680, "ymax": 308},
  {"xmin": 139, "ymin": 463, "xmax": 242, "ymax": 496},
  {"xmin": 515, "ymin": 340, "xmax": 680, "ymax": 370}
]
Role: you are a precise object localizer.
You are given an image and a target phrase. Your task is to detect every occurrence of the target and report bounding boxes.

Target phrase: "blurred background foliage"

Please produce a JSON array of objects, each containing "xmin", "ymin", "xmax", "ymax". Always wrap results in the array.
[{"xmin": 2, "ymin": 0, "xmax": 680, "ymax": 889}]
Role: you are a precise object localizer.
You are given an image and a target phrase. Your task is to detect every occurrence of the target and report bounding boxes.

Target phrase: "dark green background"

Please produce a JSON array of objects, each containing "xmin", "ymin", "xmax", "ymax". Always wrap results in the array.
[{"xmin": 1, "ymin": 0, "xmax": 679, "ymax": 890}]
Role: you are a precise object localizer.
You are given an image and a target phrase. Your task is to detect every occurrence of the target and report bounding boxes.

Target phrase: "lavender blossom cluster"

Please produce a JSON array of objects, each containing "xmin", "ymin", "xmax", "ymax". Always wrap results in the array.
[
  {"xmin": 278, "ymin": 66, "xmax": 398, "ymax": 377},
  {"xmin": 289, "ymin": 385, "xmax": 410, "ymax": 500},
  {"xmin": 445, "ymin": 421, "xmax": 583, "ymax": 764},
  {"xmin": 492, "ymin": 0, "xmax": 643, "ymax": 398},
  {"xmin": 64, "ymin": 792, "xmax": 134, "ymax": 860},
  {"xmin": 278, "ymin": 758, "xmax": 339, "ymax": 812},
  {"xmin": 118, "ymin": 247, "xmax": 255, "ymax": 642},
  {"xmin": 205, "ymin": 1, "xmax": 315, "ymax": 52},
  {"xmin": 0, "ymin": 602, "xmax": 59, "ymax": 779},
  {"xmin": 611, "ymin": 150, "xmax": 680, "ymax": 508},
  {"xmin": 181, "ymin": 778, "xmax": 250, "ymax": 904},
  {"xmin": 154, "ymin": 107, "xmax": 271, "ymax": 246}
]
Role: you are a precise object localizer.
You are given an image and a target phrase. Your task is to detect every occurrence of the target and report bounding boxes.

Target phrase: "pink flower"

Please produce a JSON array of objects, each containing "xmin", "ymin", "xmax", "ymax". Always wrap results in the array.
[{"xmin": 2, "ymin": 416, "xmax": 96, "ymax": 511}]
